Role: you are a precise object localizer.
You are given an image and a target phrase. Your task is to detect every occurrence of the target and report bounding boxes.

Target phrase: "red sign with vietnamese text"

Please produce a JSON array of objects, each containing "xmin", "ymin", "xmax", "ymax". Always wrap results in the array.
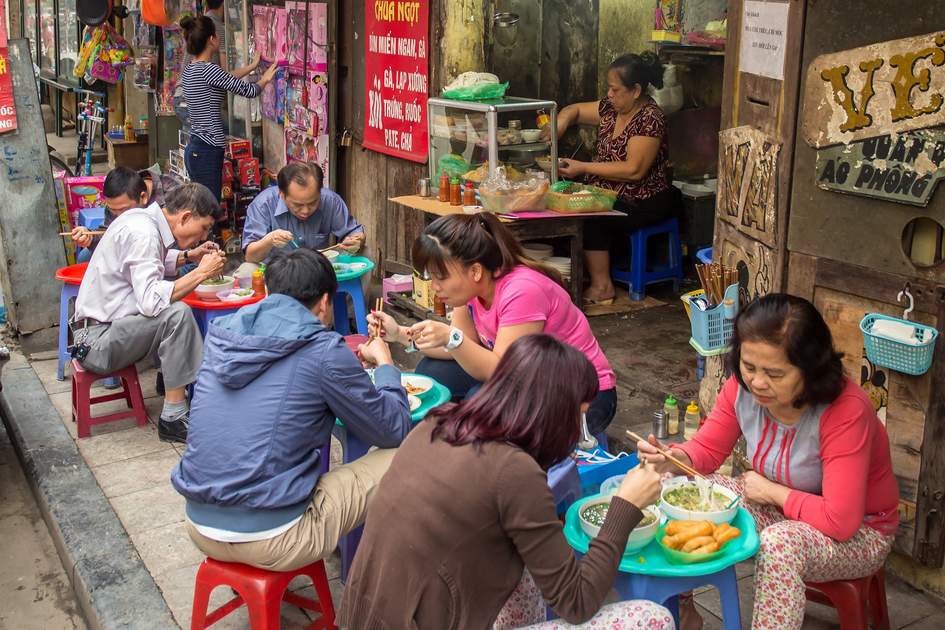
[
  {"xmin": 0, "ymin": 0, "xmax": 16, "ymax": 134},
  {"xmin": 363, "ymin": 0, "xmax": 429, "ymax": 162}
]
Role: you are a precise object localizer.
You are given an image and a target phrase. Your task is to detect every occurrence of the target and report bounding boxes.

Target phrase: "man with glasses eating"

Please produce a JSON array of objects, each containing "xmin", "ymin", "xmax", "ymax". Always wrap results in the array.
[{"xmin": 237, "ymin": 162, "xmax": 364, "ymax": 276}]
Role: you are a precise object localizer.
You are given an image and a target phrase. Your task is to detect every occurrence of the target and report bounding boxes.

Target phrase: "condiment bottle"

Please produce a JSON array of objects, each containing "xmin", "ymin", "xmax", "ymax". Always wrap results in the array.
[
  {"xmin": 652, "ymin": 410, "xmax": 667, "ymax": 440},
  {"xmin": 536, "ymin": 110, "xmax": 550, "ymax": 129},
  {"xmin": 664, "ymin": 394, "xmax": 679, "ymax": 436},
  {"xmin": 252, "ymin": 268, "xmax": 266, "ymax": 296},
  {"xmin": 449, "ymin": 177, "xmax": 462, "ymax": 206},
  {"xmin": 684, "ymin": 400, "xmax": 700, "ymax": 440},
  {"xmin": 123, "ymin": 115, "xmax": 135, "ymax": 141},
  {"xmin": 438, "ymin": 172, "xmax": 449, "ymax": 202},
  {"xmin": 462, "ymin": 181, "xmax": 476, "ymax": 206}
]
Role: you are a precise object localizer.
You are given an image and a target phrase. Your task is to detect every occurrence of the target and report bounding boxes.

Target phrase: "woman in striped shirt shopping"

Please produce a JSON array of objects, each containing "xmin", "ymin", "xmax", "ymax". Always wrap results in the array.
[{"xmin": 179, "ymin": 15, "xmax": 279, "ymax": 201}]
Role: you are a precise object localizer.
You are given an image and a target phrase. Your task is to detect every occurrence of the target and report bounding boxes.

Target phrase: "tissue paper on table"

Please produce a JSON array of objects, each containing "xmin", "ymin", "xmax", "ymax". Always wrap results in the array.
[{"xmin": 871, "ymin": 319, "xmax": 927, "ymax": 346}]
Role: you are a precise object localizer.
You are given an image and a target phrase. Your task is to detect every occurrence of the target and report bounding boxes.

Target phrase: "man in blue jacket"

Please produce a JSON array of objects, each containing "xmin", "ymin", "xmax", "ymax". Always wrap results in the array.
[{"xmin": 171, "ymin": 248, "xmax": 411, "ymax": 571}]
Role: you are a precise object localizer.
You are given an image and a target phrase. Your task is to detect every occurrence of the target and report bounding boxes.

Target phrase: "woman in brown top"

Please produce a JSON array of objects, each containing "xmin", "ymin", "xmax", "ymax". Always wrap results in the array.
[
  {"xmin": 553, "ymin": 52, "xmax": 677, "ymax": 304},
  {"xmin": 339, "ymin": 334, "xmax": 671, "ymax": 629}
]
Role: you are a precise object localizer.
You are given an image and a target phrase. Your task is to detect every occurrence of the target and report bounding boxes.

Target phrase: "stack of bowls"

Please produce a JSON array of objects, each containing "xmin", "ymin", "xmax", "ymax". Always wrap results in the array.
[
  {"xmin": 522, "ymin": 242, "xmax": 553, "ymax": 260},
  {"xmin": 546, "ymin": 256, "xmax": 572, "ymax": 280}
]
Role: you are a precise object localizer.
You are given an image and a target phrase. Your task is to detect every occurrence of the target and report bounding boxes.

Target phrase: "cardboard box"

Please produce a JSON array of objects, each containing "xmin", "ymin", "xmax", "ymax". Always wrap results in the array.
[
  {"xmin": 237, "ymin": 158, "xmax": 260, "ymax": 188},
  {"xmin": 412, "ymin": 273, "xmax": 434, "ymax": 311},
  {"xmin": 222, "ymin": 159, "xmax": 234, "ymax": 182},
  {"xmin": 225, "ymin": 137, "xmax": 252, "ymax": 160}
]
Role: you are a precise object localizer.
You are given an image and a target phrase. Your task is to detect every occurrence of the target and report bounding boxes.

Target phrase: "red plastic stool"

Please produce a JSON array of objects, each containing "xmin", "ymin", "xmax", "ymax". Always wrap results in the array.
[
  {"xmin": 71, "ymin": 360, "xmax": 148, "ymax": 438},
  {"xmin": 190, "ymin": 558, "xmax": 337, "ymax": 630},
  {"xmin": 805, "ymin": 566, "xmax": 890, "ymax": 630}
]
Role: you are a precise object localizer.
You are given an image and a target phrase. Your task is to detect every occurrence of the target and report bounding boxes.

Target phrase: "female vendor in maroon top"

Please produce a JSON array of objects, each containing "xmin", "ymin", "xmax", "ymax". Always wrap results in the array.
[
  {"xmin": 551, "ymin": 52, "xmax": 678, "ymax": 304},
  {"xmin": 637, "ymin": 294, "xmax": 899, "ymax": 630}
]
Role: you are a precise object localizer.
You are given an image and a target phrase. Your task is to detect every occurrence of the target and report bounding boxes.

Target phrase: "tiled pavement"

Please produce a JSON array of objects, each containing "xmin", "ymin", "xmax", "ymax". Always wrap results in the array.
[{"xmin": 26, "ymin": 356, "xmax": 945, "ymax": 629}]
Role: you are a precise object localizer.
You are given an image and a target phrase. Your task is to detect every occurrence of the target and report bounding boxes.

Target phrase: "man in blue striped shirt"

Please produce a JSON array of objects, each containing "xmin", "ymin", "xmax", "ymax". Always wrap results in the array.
[{"xmin": 238, "ymin": 162, "xmax": 364, "ymax": 274}]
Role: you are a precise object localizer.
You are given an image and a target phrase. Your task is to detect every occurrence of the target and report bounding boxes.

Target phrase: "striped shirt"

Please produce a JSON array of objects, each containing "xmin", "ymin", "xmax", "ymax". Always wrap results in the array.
[{"xmin": 181, "ymin": 61, "xmax": 260, "ymax": 147}]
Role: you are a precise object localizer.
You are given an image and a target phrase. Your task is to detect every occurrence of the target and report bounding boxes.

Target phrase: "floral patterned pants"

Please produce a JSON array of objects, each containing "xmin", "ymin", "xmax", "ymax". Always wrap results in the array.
[
  {"xmin": 710, "ymin": 475, "xmax": 894, "ymax": 630},
  {"xmin": 493, "ymin": 570, "xmax": 675, "ymax": 629}
]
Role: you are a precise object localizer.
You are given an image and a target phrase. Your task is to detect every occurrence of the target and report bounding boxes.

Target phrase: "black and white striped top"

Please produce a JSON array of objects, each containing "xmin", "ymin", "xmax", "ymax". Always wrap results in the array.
[{"xmin": 181, "ymin": 61, "xmax": 261, "ymax": 147}]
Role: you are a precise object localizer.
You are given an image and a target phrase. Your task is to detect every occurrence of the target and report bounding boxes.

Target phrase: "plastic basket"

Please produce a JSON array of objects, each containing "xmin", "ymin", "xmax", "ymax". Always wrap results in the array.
[
  {"xmin": 681, "ymin": 289, "xmax": 705, "ymax": 321},
  {"xmin": 695, "ymin": 247, "xmax": 713, "ymax": 265},
  {"xmin": 689, "ymin": 284, "xmax": 739, "ymax": 355},
  {"xmin": 546, "ymin": 185, "xmax": 618, "ymax": 213},
  {"xmin": 859, "ymin": 313, "xmax": 938, "ymax": 376}
]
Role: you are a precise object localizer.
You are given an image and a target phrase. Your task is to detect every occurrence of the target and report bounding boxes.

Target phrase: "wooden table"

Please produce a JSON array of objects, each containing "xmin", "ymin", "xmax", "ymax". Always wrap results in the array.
[{"xmin": 390, "ymin": 195, "xmax": 622, "ymax": 306}]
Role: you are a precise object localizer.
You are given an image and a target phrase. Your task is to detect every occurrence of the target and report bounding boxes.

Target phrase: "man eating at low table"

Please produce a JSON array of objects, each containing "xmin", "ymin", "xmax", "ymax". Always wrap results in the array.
[
  {"xmin": 237, "ymin": 162, "xmax": 365, "ymax": 276},
  {"xmin": 171, "ymin": 248, "xmax": 411, "ymax": 571},
  {"xmin": 72, "ymin": 182, "xmax": 227, "ymax": 443}
]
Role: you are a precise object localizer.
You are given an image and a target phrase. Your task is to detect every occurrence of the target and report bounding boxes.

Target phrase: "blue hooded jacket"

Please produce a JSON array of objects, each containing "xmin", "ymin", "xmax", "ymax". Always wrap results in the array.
[{"xmin": 170, "ymin": 294, "xmax": 411, "ymax": 534}]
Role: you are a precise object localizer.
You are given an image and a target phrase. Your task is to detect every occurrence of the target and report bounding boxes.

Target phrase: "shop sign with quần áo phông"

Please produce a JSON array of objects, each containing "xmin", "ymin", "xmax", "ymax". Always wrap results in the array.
[
  {"xmin": 815, "ymin": 129, "xmax": 945, "ymax": 206},
  {"xmin": 802, "ymin": 31, "xmax": 945, "ymax": 149}
]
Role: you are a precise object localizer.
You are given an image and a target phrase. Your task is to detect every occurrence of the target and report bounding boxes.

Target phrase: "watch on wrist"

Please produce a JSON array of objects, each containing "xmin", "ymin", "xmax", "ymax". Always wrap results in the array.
[
  {"xmin": 445, "ymin": 327, "xmax": 464, "ymax": 352},
  {"xmin": 182, "ymin": 249, "xmax": 190, "ymax": 263}
]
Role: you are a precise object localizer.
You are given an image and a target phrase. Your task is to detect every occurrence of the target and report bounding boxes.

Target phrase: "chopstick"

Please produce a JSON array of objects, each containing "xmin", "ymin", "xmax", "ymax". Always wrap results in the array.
[
  {"xmin": 319, "ymin": 243, "xmax": 344, "ymax": 253},
  {"xmin": 60, "ymin": 230, "xmax": 105, "ymax": 236},
  {"xmin": 695, "ymin": 263, "xmax": 737, "ymax": 306},
  {"xmin": 370, "ymin": 298, "xmax": 384, "ymax": 340},
  {"xmin": 626, "ymin": 431, "xmax": 708, "ymax": 481}
]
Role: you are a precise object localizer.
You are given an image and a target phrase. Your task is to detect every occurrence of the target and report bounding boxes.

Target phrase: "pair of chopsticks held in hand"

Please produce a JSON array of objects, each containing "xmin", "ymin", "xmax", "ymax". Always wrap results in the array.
[
  {"xmin": 368, "ymin": 299, "xmax": 384, "ymax": 341},
  {"xmin": 627, "ymin": 430, "xmax": 742, "ymax": 509}
]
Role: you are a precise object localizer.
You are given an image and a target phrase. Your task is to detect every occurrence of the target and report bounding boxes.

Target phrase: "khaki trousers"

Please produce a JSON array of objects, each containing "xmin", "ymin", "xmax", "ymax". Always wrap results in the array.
[{"xmin": 186, "ymin": 448, "xmax": 396, "ymax": 572}]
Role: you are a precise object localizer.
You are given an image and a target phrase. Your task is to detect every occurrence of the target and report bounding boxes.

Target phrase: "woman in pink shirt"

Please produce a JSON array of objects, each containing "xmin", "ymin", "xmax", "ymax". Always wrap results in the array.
[
  {"xmin": 638, "ymin": 293, "xmax": 898, "ymax": 630},
  {"xmin": 369, "ymin": 213, "xmax": 617, "ymax": 435}
]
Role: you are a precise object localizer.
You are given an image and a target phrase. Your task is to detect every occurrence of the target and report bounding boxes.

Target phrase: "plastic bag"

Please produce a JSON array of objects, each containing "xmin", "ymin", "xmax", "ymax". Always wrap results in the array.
[
  {"xmin": 441, "ymin": 82, "xmax": 510, "ymax": 102},
  {"xmin": 435, "ymin": 154, "xmax": 471, "ymax": 182}
]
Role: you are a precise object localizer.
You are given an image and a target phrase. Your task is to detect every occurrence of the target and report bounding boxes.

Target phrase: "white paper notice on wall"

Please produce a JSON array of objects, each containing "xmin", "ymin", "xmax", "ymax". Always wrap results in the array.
[{"xmin": 739, "ymin": 1, "xmax": 790, "ymax": 80}]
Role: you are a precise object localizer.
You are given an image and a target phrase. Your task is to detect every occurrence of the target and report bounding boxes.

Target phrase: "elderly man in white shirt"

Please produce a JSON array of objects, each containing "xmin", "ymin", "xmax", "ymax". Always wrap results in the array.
[{"xmin": 73, "ymin": 182, "xmax": 227, "ymax": 444}]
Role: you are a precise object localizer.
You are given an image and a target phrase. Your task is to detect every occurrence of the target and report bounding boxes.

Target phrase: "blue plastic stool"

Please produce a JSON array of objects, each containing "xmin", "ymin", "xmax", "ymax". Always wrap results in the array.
[
  {"xmin": 57, "ymin": 283, "xmax": 80, "ymax": 381},
  {"xmin": 612, "ymin": 217, "xmax": 684, "ymax": 301},
  {"xmin": 612, "ymin": 566, "xmax": 742, "ymax": 629},
  {"xmin": 547, "ymin": 458, "xmax": 583, "ymax": 516},
  {"xmin": 333, "ymin": 277, "xmax": 369, "ymax": 336},
  {"xmin": 78, "ymin": 207, "xmax": 106, "ymax": 229}
]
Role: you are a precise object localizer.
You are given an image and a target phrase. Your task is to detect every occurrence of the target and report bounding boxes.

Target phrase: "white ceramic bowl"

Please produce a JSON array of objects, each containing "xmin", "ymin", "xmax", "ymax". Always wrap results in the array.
[
  {"xmin": 659, "ymin": 476, "xmax": 739, "ymax": 524},
  {"xmin": 195, "ymin": 276, "xmax": 235, "ymax": 301},
  {"xmin": 323, "ymin": 249, "xmax": 340, "ymax": 261},
  {"xmin": 579, "ymin": 498, "xmax": 659, "ymax": 552},
  {"xmin": 521, "ymin": 129, "xmax": 543, "ymax": 143},
  {"xmin": 402, "ymin": 374, "xmax": 434, "ymax": 399},
  {"xmin": 408, "ymin": 394, "xmax": 422, "ymax": 412},
  {"xmin": 219, "ymin": 288, "xmax": 256, "ymax": 302}
]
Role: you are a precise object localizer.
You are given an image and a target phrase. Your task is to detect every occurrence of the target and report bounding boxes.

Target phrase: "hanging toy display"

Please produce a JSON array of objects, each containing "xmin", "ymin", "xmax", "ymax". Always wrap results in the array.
[{"xmin": 74, "ymin": 23, "xmax": 134, "ymax": 84}]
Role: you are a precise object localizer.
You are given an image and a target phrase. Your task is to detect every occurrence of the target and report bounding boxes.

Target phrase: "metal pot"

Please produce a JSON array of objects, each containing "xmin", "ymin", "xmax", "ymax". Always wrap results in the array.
[{"xmin": 494, "ymin": 12, "xmax": 520, "ymax": 47}]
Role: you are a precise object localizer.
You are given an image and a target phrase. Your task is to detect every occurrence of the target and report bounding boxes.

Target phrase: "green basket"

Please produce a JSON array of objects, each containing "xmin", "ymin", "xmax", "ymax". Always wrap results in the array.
[{"xmin": 546, "ymin": 185, "xmax": 618, "ymax": 213}]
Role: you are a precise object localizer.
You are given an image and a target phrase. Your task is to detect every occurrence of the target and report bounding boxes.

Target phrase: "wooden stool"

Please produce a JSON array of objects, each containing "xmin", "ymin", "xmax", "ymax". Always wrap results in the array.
[
  {"xmin": 71, "ymin": 360, "xmax": 148, "ymax": 438},
  {"xmin": 805, "ymin": 566, "xmax": 890, "ymax": 630},
  {"xmin": 190, "ymin": 558, "xmax": 337, "ymax": 630}
]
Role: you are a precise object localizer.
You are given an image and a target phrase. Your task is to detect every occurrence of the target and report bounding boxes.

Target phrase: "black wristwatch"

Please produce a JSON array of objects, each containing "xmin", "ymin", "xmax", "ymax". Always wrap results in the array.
[{"xmin": 182, "ymin": 249, "xmax": 190, "ymax": 264}]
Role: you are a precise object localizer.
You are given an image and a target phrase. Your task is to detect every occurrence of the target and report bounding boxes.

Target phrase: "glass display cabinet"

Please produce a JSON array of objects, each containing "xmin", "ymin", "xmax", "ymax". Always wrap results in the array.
[{"xmin": 426, "ymin": 96, "xmax": 558, "ymax": 184}]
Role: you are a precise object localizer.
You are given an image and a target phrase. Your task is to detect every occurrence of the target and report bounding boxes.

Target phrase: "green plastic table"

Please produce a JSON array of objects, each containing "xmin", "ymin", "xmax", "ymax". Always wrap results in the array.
[{"xmin": 562, "ymin": 494, "xmax": 759, "ymax": 628}]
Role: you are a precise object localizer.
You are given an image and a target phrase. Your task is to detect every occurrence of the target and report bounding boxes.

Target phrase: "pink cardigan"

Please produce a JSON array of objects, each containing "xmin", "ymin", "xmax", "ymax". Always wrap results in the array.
[{"xmin": 676, "ymin": 377, "xmax": 899, "ymax": 541}]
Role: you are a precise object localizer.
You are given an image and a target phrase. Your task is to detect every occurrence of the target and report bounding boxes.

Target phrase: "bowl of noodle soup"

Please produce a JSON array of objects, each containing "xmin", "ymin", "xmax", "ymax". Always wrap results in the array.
[{"xmin": 659, "ymin": 476, "xmax": 739, "ymax": 524}]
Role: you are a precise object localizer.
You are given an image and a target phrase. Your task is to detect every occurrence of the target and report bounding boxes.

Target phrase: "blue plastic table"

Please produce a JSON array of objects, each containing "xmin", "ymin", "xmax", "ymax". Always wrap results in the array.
[
  {"xmin": 332, "ymin": 255, "xmax": 375, "ymax": 336},
  {"xmin": 333, "ymin": 378, "xmax": 451, "ymax": 582},
  {"xmin": 563, "ymin": 495, "xmax": 759, "ymax": 629}
]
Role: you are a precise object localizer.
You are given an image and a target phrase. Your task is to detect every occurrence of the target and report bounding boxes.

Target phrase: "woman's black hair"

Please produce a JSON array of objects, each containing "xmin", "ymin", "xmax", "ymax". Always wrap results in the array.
[
  {"xmin": 179, "ymin": 15, "xmax": 216, "ymax": 56},
  {"xmin": 726, "ymin": 293, "xmax": 846, "ymax": 408},
  {"xmin": 609, "ymin": 51, "xmax": 664, "ymax": 92},
  {"xmin": 412, "ymin": 213, "xmax": 566, "ymax": 289}
]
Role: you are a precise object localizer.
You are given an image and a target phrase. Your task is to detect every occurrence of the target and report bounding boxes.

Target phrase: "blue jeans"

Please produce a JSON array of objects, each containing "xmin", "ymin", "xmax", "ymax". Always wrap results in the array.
[
  {"xmin": 415, "ymin": 357, "xmax": 618, "ymax": 435},
  {"xmin": 184, "ymin": 136, "xmax": 224, "ymax": 202}
]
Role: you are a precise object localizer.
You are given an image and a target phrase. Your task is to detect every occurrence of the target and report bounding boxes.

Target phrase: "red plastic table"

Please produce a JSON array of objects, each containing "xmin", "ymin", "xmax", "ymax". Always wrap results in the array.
[{"xmin": 183, "ymin": 291, "xmax": 266, "ymax": 337}]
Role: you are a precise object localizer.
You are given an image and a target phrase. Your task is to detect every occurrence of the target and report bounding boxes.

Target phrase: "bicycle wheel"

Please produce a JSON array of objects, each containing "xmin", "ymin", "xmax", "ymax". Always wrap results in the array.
[{"xmin": 48, "ymin": 151, "xmax": 74, "ymax": 177}]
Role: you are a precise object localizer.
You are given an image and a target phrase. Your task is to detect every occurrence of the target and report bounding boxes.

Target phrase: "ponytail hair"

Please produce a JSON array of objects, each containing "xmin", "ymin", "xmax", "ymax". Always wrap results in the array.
[
  {"xmin": 610, "ymin": 51, "xmax": 664, "ymax": 91},
  {"xmin": 412, "ymin": 213, "xmax": 566, "ymax": 288},
  {"xmin": 179, "ymin": 15, "xmax": 216, "ymax": 56}
]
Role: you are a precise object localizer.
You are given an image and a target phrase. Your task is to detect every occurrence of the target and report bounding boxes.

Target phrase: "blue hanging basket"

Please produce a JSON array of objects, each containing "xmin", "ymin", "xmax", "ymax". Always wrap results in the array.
[{"xmin": 860, "ymin": 313, "xmax": 938, "ymax": 376}]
